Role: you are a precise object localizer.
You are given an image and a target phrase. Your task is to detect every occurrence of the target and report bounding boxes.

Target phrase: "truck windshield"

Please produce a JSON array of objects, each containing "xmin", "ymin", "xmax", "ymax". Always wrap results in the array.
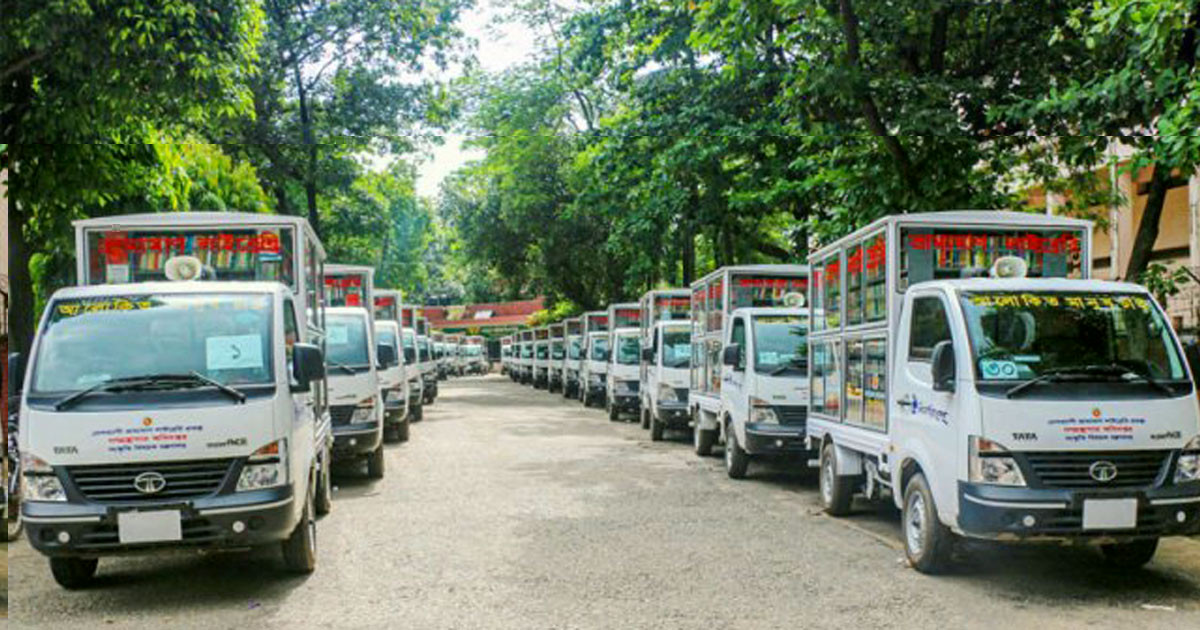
[
  {"xmin": 402, "ymin": 330, "xmax": 417, "ymax": 364},
  {"xmin": 522, "ymin": 344, "xmax": 533, "ymax": 359},
  {"xmin": 536, "ymin": 344, "xmax": 549, "ymax": 360},
  {"xmin": 590, "ymin": 337, "xmax": 609, "ymax": 361},
  {"xmin": 327, "ymin": 313, "xmax": 370, "ymax": 367},
  {"xmin": 376, "ymin": 326, "xmax": 399, "ymax": 353},
  {"xmin": 467, "ymin": 346, "xmax": 482, "ymax": 356},
  {"xmin": 32, "ymin": 293, "xmax": 274, "ymax": 394},
  {"xmin": 662, "ymin": 329, "xmax": 692, "ymax": 368},
  {"xmin": 616, "ymin": 335, "xmax": 640, "ymax": 365},
  {"xmin": 568, "ymin": 338, "xmax": 583, "ymax": 360},
  {"xmin": 753, "ymin": 314, "xmax": 809, "ymax": 375},
  {"xmin": 552, "ymin": 341, "xmax": 565, "ymax": 360},
  {"xmin": 959, "ymin": 292, "xmax": 1186, "ymax": 382}
]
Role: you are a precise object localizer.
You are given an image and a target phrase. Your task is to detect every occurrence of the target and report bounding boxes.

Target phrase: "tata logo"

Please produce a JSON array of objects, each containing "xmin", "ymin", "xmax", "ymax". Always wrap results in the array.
[
  {"xmin": 1089, "ymin": 461, "xmax": 1119, "ymax": 483},
  {"xmin": 133, "ymin": 471, "xmax": 167, "ymax": 495}
]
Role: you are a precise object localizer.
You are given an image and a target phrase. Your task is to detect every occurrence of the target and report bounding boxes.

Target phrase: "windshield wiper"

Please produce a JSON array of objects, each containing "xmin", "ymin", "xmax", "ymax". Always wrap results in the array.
[
  {"xmin": 768, "ymin": 358, "xmax": 807, "ymax": 376},
  {"xmin": 1006, "ymin": 364, "xmax": 1173, "ymax": 398},
  {"xmin": 54, "ymin": 373, "xmax": 246, "ymax": 410},
  {"xmin": 326, "ymin": 359, "xmax": 357, "ymax": 375}
]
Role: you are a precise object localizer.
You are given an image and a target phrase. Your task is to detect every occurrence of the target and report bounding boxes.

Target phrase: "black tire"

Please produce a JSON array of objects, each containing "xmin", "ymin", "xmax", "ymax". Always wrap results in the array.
[
  {"xmin": 412, "ymin": 403, "xmax": 424, "ymax": 422},
  {"xmin": 650, "ymin": 413, "xmax": 664, "ymax": 442},
  {"xmin": 902, "ymin": 472, "xmax": 954, "ymax": 574},
  {"xmin": 7, "ymin": 509, "xmax": 23, "ymax": 542},
  {"xmin": 1101, "ymin": 539, "xmax": 1159, "ymax": 569},
  {"xmin": 396, "ymin": 415, "xmax": 410, "ymax": 443},
  {"xmin": 694, "ymin": 422, "xmax": 717, "ymax": 457},
  {"xmin": 282, "ymin": 482, "xmax": 317, "ymax": 574},
  {"xmin": 367, "ymin": 444, "xmax": 386, "ymax": 480},
  {"xmin": 724, "ymin": 420, "xmax": 750, "ymax": 479},
  {"xmin": 383, "ymin": 421, "xmax": 400, "ymax": 444},
  {"xmin": 50, "ymin": 557, "xmax": 98, "ymax": 589},
  {"xmin": 314, "ymin": 446, "xmax": 333, "ymax": 517},
  {"xmin": 819, "ymin": 441, "xmax": 854, "ymax": 516},
  {"xmin": 641, "ymin": 408, "xmax": 650, "ymax": 430},
  {"xmin": 608, "ymin": 400, "xmax": 620, "ymax": 422}
]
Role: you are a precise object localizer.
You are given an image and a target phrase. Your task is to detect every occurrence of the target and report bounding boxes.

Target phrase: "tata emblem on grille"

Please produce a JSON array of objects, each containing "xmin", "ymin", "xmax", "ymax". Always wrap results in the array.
[
  {"xmin": 133, "ymin": 471, "xmax": 167, "ymax": 495},
  {"xmin": 1089, "ymin": 460, "xmax": 1119, "ymax": 483}
]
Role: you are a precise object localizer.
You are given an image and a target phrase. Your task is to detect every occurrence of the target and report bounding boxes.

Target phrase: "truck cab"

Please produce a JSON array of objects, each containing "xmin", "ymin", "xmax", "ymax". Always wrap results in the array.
[
  {"xmin": 607, "ymin": 328, "xmax": 642, "ymax": 421},
  {"xmin": 533, "ymin": 335, "xmax": 550, "ymax": 389},
  {"xmin": 548, "ymin": 324, "xmax": 566, "ymax": 393},
  {"xmin": 561, "ymin": 318, "xmax": 583, "ymax": 399},
  {"xmin": 325, "ymin": 307, "xmax": 386, "ymax": 479},
  {"xmin": 642, "ymin": 321, "xmax": 694, "ymax": 441},
  {"xmin": 582, "ymin": 332, "xmax": 609, "ymax": 407},
  {"xmin": 374, "ymin": 320, "xmax": 409, "ymax": 443},
  {"xmin": 807, "ymin": 211, "xmax": 1200, "ymax": 573},
  {"xmin": 718, "ymin": 308, "xmax": 810, "ymax": 478},
  {"xmin": 400, "ymin": 327, "xmax": 424, "ymax": 422},
  {"xmin": 417, "ymin": 334, "xmax": 438, "ymax": 405},
  {"xmin": 18, "ymin": 282, "xmax": 326, "ymax": 587}
]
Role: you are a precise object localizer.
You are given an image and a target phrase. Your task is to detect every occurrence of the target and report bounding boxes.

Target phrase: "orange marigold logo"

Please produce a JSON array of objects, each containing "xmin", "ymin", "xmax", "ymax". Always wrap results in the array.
[
  {"xmin": 143, "ymin": 417, "xmax": 154, "ymax": 427},
  {"xmin": 1092, "ymin": 408, "xmax": 1102, "ymax": 418}
]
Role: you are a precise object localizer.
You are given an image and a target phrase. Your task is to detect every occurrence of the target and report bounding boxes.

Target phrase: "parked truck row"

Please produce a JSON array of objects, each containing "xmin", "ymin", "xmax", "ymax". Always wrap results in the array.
[
  {"xmin": 499, "ymin": 210, "xmax": 1200, "ymax": 574},
  {"xmin": 7, "ymin": 211, "xmax": 480, "ymax": 589}
]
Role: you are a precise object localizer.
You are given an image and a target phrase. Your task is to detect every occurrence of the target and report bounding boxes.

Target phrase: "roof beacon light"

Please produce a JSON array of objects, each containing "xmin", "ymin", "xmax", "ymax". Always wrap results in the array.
[
  {"xmin": 990, "ymin": 255, "xmax": 1028, "ymax": 279},
  {"xmin": 164, "ymin": 255, "xmax": 207, "ymax": 282}
]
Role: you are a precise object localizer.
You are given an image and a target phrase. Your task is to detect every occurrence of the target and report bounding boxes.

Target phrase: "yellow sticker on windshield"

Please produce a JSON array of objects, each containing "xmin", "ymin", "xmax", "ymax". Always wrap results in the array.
[
  {"xmin": 969, "ymin": 293, "xmax": 1149, "ymax": 311},
  {"xmin": 56, "ymin": 298, "xmax": 156, "ymax": 317}
]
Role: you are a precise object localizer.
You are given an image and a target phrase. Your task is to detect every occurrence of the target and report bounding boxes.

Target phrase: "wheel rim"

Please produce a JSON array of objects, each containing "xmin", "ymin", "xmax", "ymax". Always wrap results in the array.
[
  {"xmin": 906, "ymin": 492, "xmax": 926, "ymax": 558},
  {"xmin": 821, "ymin": 450, "xmax": 834, "ymax": 505}
]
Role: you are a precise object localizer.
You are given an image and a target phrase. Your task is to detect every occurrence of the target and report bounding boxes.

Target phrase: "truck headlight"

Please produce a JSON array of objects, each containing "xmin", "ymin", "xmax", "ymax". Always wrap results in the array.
[
  {"xmin": 750, "ymin": 397, "xmax": 779, "ymax": 424},
  {"xmin": 237, "ymin": 440, "xmax": 288, "ymax": 492},
  {"xmin": 968, "ymin": 436, "xmax": 1026, "ymax": 486},
  {"xmin": 1175, "ymin": 435, "xmax": 1200, "ymax": 483},
  {"xmin": 351, "ymin": 397, "xmax": 377, "ymax": 422},
  {"xmin": 22, "ymin": 453, "xmax": 67, "ymax": 502},
  {"xmin": 658, "ymin": 383, "xmax": 678, "ymax": 403}
]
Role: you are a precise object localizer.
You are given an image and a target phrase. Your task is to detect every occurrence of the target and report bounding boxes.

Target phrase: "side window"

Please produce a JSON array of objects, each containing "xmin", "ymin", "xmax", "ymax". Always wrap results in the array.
[
  {"xmin": 283, "ymin": 299, "xmax": 300, "ymax": 383},
  {"xmin": 731, "ymin": 317, "xmax": 746, "ymax": 366},
  {"xmin": 909, "ymin": 296, "xmax": 952, "ymax": 361}
]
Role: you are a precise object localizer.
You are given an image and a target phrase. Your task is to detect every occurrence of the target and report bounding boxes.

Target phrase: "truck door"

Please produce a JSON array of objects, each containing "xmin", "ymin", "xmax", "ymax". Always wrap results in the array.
[
  {"xmin": 284, "ymin": 297, "xmax": 317, "ymax": 483},
  {"xmin": 893, "ymin": 290, "xmax": 963, "ymax": 519},
  {"xmin": 723, "ymin": 315, "xmax": 748, "ymax": 425}
]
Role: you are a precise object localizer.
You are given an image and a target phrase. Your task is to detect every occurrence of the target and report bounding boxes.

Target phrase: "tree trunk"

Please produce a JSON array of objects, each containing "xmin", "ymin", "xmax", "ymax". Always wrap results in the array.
[
  {"xmin": 294, "ymin": 64, "xmax": 320, "ymax": 236},
  {"xmin": 9, "ymin": 199, "xmax": 35, "ymax": 360},
  {"xmin": 681, "ymin": 195, "xmax": 695, "ymax": 286},
  {"xmin": 1124, "ymin": 166, "xmax": 1173, "ymax": 281}
]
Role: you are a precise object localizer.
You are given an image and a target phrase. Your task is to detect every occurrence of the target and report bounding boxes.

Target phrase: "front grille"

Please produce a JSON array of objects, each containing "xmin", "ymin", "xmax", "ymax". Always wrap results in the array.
[
  {"xmin": 1022, "ymin": 451, "xmax": 1171, "ymax": 489},
  {"xmin": 68, "ymin": 459, "xmax": 234, "ymax": 503},
  {"xmin": 331, "ymin": 405, "xmax": 355, "ymax": 426},
  {"xmin": 774, "ymin": 406, "xmax": 808, "ymax": 426}
]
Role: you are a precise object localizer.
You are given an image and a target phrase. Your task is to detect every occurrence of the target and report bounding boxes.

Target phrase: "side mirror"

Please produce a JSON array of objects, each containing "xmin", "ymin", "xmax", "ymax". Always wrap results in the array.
[
  {"xmin": 931, "ymin": 340, "xmax": 956, "ymax": 393},
  {"xmin": 9, "ymin": 353, "xmax": 26, "ymax": 396},
  {"xmin": 292, "ymin": 343, "xmax": 325, "ymax": 392},
  {"xmin": 377, "ymin": 343, "xmax": 398, "ymax": 368},
  {"xmin": 722, "ymin": 343, "xmax": 742, "ymax": 369},
  {"xmin": 642, "ymin": 347, "xmax": 654, "ymax": 362},
  {"xmin": 1183, "ymin": 341, "xmax": 1200, "ymax": 383}
]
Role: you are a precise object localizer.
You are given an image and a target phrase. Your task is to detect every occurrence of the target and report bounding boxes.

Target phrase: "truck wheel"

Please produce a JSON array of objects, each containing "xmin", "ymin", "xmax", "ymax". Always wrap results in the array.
[
  {"xmin": 367, "ymin": 444, "xmax": 386, "ymax": 480},
  {"xmin": 819, "ymin": 441, "xmax": 854, "ymax": 516},
  {"xmin": 412, "ymin": 403, "xmax": 424, "ymax": 422},
  {"xmin": 50, "ymin": 557, "xmax": 98, "ymax": 589},
  {"xmin": 315, "ymin": 446, "xmax": 333, "ymax": 516},
  {"xmin": 694, "ymin": 423, "xmax": 716, "ymax": 457},
  {"xmin": 7, "ymin": 509, "xmax": 23, "ymax": 542},
  {"xmin": 1100, "ymin": 539, "xmax": 1159, "ymax": 569},
  {"xmin": 282, "ymin": 483, "xmax": 317, "ymax": 574},
  {"xmin": 396, "ymin": 415, "xmax": 410, "ymax": 443},
  {"xmin": 902, "ymin": 472, "xmax": 954, "ymax": 574},
  {"xmin": 724, "ymin": 420, "xmax": 750, "ymax": 479},
  {"xmin": 607, "ymin": 400, "xmax": 620, "ymax": 422},
  {"xmin": 650, "ymin": 413, "xmax": 664, "ymax": 442},
  {"xmin": 641, "ymin": 408, "xmax": 650, "ymax": 430}
]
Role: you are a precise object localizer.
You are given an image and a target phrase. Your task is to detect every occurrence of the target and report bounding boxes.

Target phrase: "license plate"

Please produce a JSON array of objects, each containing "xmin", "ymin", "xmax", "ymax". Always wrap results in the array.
[
  {"xmin": 1082, "ymin": 498, "xmax": 1137, "ymax": 530},
  {"xmin": 118, "ymin": 510, "xmax": 183, "ymax": 544}
]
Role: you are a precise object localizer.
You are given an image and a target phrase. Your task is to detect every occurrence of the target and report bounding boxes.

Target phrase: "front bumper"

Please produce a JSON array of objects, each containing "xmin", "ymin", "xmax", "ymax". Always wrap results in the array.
[
  {"xmin": 333, "ymin": 421, "xmax": 383, "ymax": 456},
  {"xmin": 383, "ymin": 387, "xmax": 406, "ymax": 413},
  {"xmin": 957, "ymin": 481, "xmax": 1200, "ymax": 541},
  {"xmin": 23, "ymin": 486, "xmax": 297, "ymax": 558},
  {"xmin": 743, "ymin": 424, "xmax": 811, "ymax": 455},
  {"xmin": 655, "ymin": 403, "xmax": 691, "ymax": 428},
  {"xmin": 611, "ymin": 393, "xmax": 639, "ymax": 412}
]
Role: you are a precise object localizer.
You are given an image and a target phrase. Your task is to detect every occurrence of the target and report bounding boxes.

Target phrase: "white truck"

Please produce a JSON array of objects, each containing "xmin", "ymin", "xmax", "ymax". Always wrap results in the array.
[
  {"xmin": 373, "ymin": 320, "xmax": 409, "ymax": 443},
  {"xmin": 689, "ymin": 265, "xmax": 811, "ymax": 464},
  {"xmin": 605, "ymin": 303, "xmax": 643, "ymax": 421},
  {"xmin": 533, "ymin": 327, "xmax": 551, "ymax": 389},
  {"xmin": 562, "ymin": 318, "xmax": 583, "ymax": 399},
  {"xmin": 466, "ymin": 335, "xmax": 488, "ymax": 374},
  {"xmin": 416, "ymin": 316, "xmax": 438, "ymax": 404},
  {"xmin": 807, "ymin": 211, "xmax": 1200, "ymax": 573},
  {"xmin": 399, "ymin": 305, "xmax": 425, "ymax": 421},
  {"xmin": 372, "ymin": 290, "xmax": 413, "ymax": 439},
  {"xmin": 637, "ymin": 290, "xmax": 692, "ymax": 439},
  {"xmin": 323, "ymin": 266, "xmax": 387, "ymax": 478},
  {"xmin": 501, "ymin": 336, "xmax": 514, "ymax": 376},
  {"xmin": 324, "ymin": 306, "xmax": 387, "ymax": 479},
  {"xmin": 20, "ymin": 212, "xmax": 333, "ymax": 587},
  {"xmin": 548, "ymin": 323, "xmax": 566, "ymax": 393},
  {"xmin": 579, "ymin": 311, "xmax": 609, "ymax": 407},
  {"xmin": 516, "ymin": 330, "xmax": 533, "ymax": 384}
]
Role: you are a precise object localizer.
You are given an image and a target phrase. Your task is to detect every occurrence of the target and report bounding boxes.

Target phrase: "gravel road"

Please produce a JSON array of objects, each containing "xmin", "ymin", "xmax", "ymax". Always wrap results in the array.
[{"xmin": 8, "ymin": 374, "xmax": 1200, "ymax": 628}]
